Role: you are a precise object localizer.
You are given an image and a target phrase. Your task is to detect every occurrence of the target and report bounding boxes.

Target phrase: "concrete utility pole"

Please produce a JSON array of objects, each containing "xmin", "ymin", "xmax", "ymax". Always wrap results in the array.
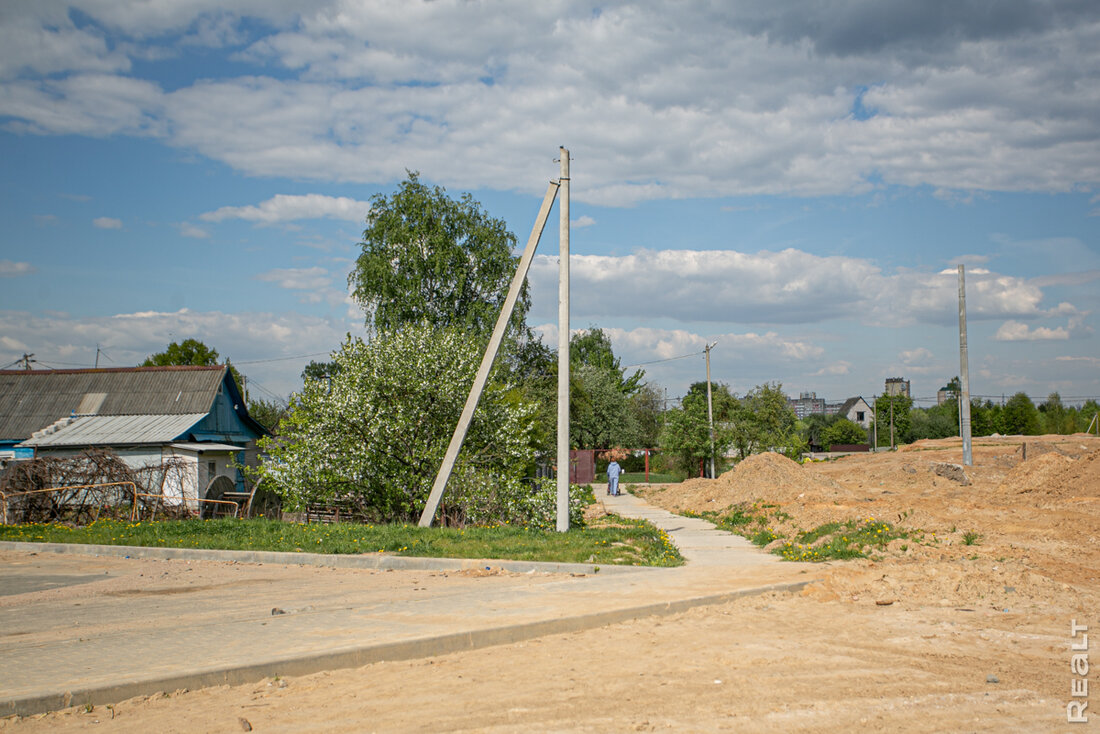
[
  {"xmin": 557, "ymin": 147, "xmax": 571, "ymax": 532},
  {"xmin": 890, "ymin": 399, "xmax": 895, "ymax": 450},
  {"xmin": 957, "ymin": 264, "xmax": 973, "ymax": 466},
  {"xmin": 705, "ymin": 340, "xmax": 718, "ymax": 478},
  {"xmin": 418, "ymin": 179, "xmax": 561, "ymax": 527}
]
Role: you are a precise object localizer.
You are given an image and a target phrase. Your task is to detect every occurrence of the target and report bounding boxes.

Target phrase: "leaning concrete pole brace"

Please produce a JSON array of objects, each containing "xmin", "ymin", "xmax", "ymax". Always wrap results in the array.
[
  {"xmin": 958, "ymin": 264, "xmax": 973, "ymax": 466},
  {"xmin": 556, "ymin": 147, "xmax": 571, "ymax": 532},
  {"xmin": 418, "ymin": 179, "xmax": 560, "ymax": 527}
]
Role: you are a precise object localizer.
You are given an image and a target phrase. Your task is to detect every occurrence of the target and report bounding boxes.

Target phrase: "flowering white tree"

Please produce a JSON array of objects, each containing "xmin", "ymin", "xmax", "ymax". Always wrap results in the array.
[{"xmin": 255, "ymin": 324, "xmax": 582, "ymax": 526}]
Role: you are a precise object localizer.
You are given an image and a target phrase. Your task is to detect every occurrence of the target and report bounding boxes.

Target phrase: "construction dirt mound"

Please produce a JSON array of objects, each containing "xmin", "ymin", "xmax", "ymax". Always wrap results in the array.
[
  {"xmin": 997, "ymin": 446, "xmax": 1100, "ymax": 502},
  {"xmin": 628, "ymin": 434, "xmax": 1100, "ymax": 613},
  {"xmin": 647, "ymin": 452, "xmax": 844, "ymax": 513}
]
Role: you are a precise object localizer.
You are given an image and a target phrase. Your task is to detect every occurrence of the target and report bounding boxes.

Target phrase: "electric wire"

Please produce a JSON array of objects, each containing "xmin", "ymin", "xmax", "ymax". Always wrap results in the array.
[{"xmin": 621, "ymin": 349, "xmax": 704, "ymax": 369}]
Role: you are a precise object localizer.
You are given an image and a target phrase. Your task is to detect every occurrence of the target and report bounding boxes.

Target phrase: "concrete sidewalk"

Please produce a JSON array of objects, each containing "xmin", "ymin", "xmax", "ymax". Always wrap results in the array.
[{"xmin": 1, "ymin": 489, "xmax": 815, "ymax": 718}]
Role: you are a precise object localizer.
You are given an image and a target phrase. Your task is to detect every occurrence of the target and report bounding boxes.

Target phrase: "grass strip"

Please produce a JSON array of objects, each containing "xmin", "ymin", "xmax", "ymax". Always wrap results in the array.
[
  {"xmin": 686, "ymin": 504, "xmax": 914, "ymax": 563},
  {"xmin": 0, "ymin": 516, "xmax": 683, "ymax": 567}
]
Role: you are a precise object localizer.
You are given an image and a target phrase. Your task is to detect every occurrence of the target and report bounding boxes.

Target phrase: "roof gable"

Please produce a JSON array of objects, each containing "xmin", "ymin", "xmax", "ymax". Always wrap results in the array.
[
  {"xmin": 837, "ymin": 396, "xmax": 871, "ymax": 416},
  {"xmin": 0, "ymin": 366, "xmax": 227, "ymax": 440}
]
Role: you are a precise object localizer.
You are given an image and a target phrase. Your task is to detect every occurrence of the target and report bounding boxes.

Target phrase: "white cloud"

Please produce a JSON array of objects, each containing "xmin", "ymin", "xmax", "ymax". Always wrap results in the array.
[
  {"xmin": 0, "ymin": 260, "xmax": 36, "ymax": 277},
  {"xmin": 1032, "ymin": 270, "xmax": 1100, "ymax": 287},
  {"xmin": 899, "ymin": 347, "xmax": 934, "ymax": 365},
  {"xmin": 528, "ymin": 248, "xmax": 1052, "ymax": 328},
  {"xmin": 255, "ymin": 266, "xmax": 353, "ymax": 310},
  {"xmin": 200, "ymin": 194, "xmax": 371, "ymax": 224},
  {"xmin": 946, "ymin": 254, "xmax": 990, "ymax": 267},
  {"xmin": 177, "ymin": 222, "xmax": 209, "ymax": 239},
  {"xmin": 530, "ymin": 248, "xmax": 879, "ymax": 325},
  {"xmin": 938, "ymin": 267, "xmax": 989, "ymax": 275},
  {"xmin": 3, "ymin": 3, "xmax": 1100, "ymax": 204},
  {"xmin": 1, "ymin": 74, "xmax": 164, "ymax": 137},
  {"xmin": 256, "ymin": 266, "xmax": 332, "ymax": 291},
  {"xmin": 532, "ymin": 321, "xmax": 825, "ymax": 395},
  {"xmin": 870, "ymin": 267, "xmax": 1045, "ymax": 327},
  {"xmin": 811, "ymin": 361, "xmax": 851, "ymax": 377},
  {"xmin": 0, "ymin": 10, "xmax": 130, "ymax": 80},
  {"xmin": 0, "ymin": 306, "xmax": 360, "ymax": 398},
  {"xmin": 994, "ymin": 320, "xmax": 1070, "ymax": 341},
  {"xmin": 1057, "ymin": 356, "xmax": 1100, "ymax": 367},
  {"xmin": 92, "ymin": 216, "xmax": 123, "ymax": 229},
  {"xmin": 572, "ymin": 215, "xmax": 596, "ymax": 229},
  {"xmin": 889, "ymin": 346, "xmax": 945, "ymax": 377}
]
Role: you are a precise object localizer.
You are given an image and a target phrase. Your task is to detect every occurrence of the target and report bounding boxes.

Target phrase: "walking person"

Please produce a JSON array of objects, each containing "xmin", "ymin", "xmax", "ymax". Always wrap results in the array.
[{"xmin": 607, "ymin": 459, "xmax": 622, "ymax": 496}]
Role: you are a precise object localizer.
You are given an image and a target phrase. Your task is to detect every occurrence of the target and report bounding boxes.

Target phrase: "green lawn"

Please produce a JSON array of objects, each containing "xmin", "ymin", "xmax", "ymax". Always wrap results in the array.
[{"xmin": 0, "ymin": 516, "xmax": 683, "ymax": 567}]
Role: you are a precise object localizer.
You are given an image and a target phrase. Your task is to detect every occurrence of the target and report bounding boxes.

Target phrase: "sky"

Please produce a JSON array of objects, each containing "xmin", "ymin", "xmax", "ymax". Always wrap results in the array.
[{"xmin": 1, "ymin": 1, "xmax": 1099, "ymax": 408}]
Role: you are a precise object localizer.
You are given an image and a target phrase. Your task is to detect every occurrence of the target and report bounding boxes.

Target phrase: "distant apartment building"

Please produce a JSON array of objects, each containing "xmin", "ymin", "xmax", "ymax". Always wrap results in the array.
[
  {"xmin": 788, "ymin": 391, "xmax": 826, "ymax": 419},
  {"xmin": 884, "ymin": 377, "xmax": 911, "ymax": 398}
]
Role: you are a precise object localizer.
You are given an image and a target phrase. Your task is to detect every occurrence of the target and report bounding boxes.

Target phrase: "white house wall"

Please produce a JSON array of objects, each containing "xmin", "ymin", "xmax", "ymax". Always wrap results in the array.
[
  {"xmin": 846, "ymin": 400, "xmax": 873, "ymax": 431},
  {"xmin": 160, "ymin": 448, "xmax": 199, "ymax": 508}
]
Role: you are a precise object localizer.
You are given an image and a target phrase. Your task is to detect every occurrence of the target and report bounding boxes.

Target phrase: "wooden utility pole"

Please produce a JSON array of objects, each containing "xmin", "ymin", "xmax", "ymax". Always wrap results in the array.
[{"xmin": 557, "ymin": 147, "xmax": 571, "ymax": 532}]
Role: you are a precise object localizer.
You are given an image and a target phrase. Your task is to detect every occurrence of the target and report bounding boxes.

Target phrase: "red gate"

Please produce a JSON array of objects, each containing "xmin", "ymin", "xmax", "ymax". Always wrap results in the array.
[{"xmin": 569, "ymin": 449, "xmax": 596, "ymax": 484}]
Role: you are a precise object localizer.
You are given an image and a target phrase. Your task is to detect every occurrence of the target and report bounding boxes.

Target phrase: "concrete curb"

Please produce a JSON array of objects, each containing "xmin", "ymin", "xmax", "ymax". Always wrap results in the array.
[
  {"xmin": 0, "ymin": 541, "xmax": 648, "ymax": 576},
  {"xmin": 2, "ymin": 579, "xmax": 812, "ymax": 718}
]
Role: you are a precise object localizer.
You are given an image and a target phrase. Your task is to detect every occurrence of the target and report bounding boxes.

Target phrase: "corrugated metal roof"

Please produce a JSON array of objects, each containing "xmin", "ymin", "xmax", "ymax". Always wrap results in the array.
[
  {"xmin": 168, "ymin": 442, "xmax": 246, "ymax": 452},
  {"xmin": 0, "ymin": 366, "xmax": 226, "ymax": 440},
  {"xmin": 19, "ymin": 413, "xmax": 208, "ymax": 448}
]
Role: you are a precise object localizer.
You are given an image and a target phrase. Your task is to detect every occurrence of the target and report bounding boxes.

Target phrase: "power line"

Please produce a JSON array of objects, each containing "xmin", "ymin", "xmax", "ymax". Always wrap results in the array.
[
  {"xmin": 38, "ymin": 359, "xmax": 95, "ymax": 367},
  {"xmin": 622, "ymin": 350, "xmax": 704, "ymax": 369},
  {"xmin": 232, "ymin": 351, "xmax": 331, "ymax": 366},
  {"xmin": 247, "ymin": 378, "xmax": 288, "ymax": 405}
]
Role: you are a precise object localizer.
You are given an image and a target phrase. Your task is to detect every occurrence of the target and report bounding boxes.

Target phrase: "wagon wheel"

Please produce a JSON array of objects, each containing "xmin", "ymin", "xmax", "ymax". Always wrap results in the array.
[
  {"xmin": 201, "ymin": 475, "xmax": 238, "ymax": 519},
  {"xmin": 243, "ymin": 477, "xmax": 282, "ymax": 519}
]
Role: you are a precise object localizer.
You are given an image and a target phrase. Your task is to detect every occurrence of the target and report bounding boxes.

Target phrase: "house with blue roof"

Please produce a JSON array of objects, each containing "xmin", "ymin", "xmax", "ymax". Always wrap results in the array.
[{"xmin": 0, "ymin": 366, "xmax": 269, "ymax": 511}]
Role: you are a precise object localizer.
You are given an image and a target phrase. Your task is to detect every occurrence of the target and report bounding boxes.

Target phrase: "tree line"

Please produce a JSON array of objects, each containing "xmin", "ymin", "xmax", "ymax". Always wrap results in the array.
[{"xmin": 140, "ymin": 175, "xmax": 1099, "ymax": 525}]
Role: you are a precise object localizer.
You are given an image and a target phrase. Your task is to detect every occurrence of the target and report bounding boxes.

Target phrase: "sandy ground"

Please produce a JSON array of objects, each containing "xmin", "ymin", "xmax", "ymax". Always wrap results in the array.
[{"xmin": 3, "ymin": 434, "xmax": 1098, "ymax": 732}]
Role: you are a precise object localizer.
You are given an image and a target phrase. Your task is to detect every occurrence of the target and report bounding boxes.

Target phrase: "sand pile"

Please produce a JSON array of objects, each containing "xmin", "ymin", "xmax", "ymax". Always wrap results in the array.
[
  {"xmin": 997, "ymin": 447, "xmax": 1100, "ymax": 502},
  {"xmin": 805, "ymin": 555, "xmax": 1081, "ymax": 610},
  {"xmin": 997, "ymin": 452, "xmax": 1075, "ymax": 495},
  {"xmin": 643, "ymin": 452, "xmax": 845, "ymax": 514}
]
